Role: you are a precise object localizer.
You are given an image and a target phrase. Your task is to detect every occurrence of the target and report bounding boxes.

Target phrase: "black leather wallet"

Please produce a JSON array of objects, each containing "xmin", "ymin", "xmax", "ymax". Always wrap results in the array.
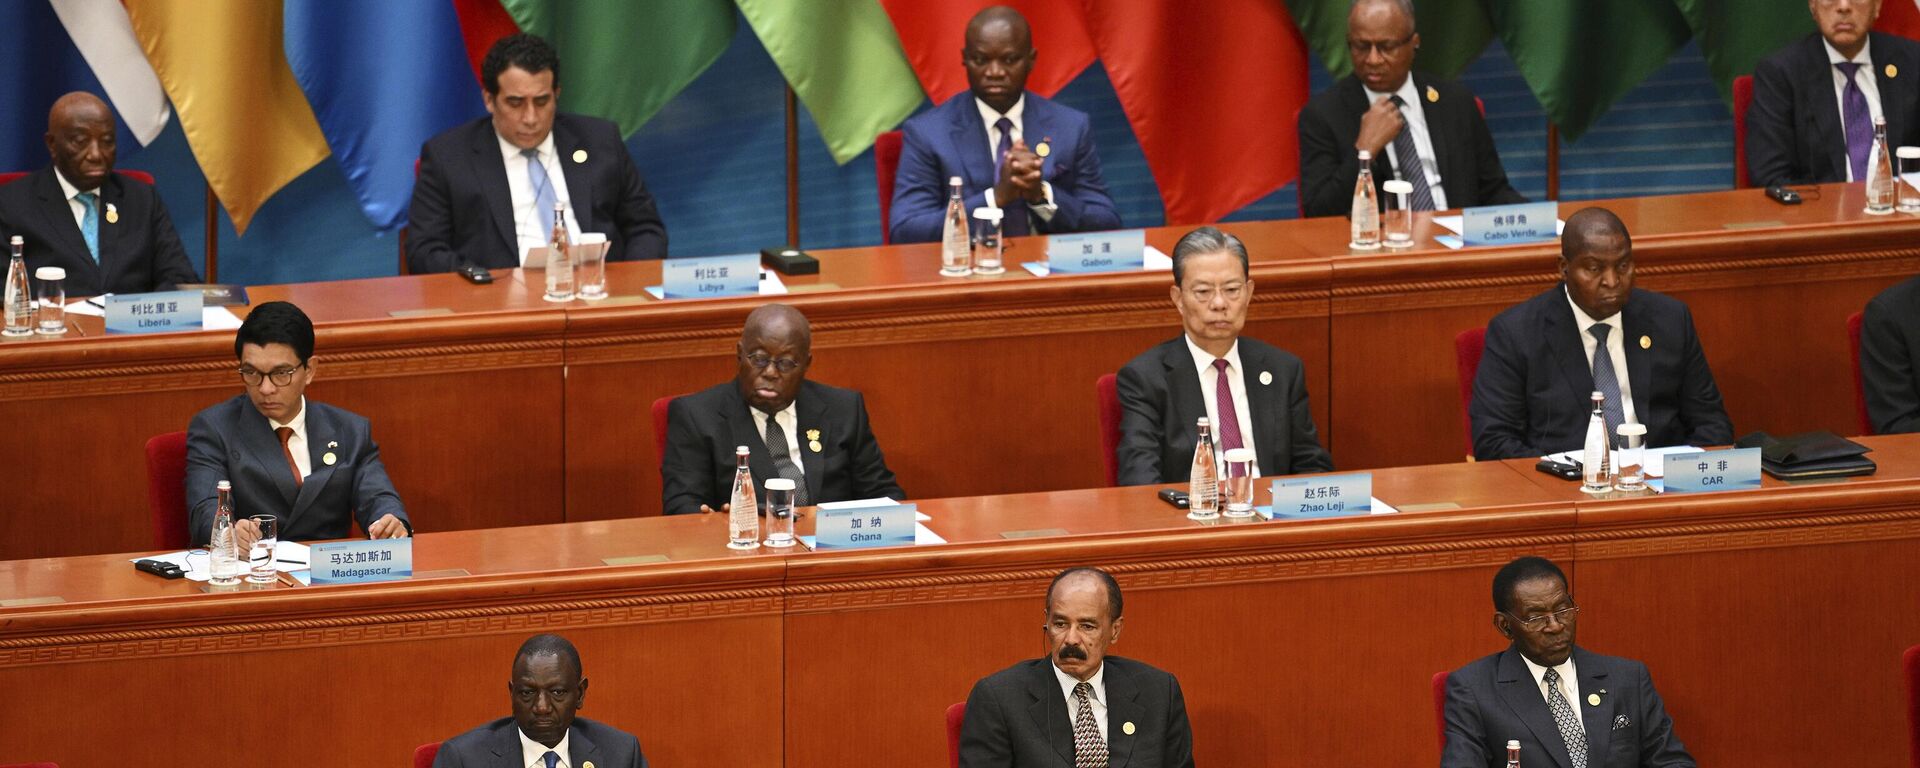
[{"xmin": 1734, "ymin": 430, "xmax": 1877, "ymax": 479}]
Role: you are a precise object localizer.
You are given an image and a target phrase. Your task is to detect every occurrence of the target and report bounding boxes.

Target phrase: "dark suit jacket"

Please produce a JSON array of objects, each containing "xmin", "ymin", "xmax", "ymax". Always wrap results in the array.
[
  {"xmin": 185, "ymin": 395, "xmax": 409, "ymax": 545},
  {"xmin": 660, "ymin": 380, "xmax": 905, "ymax": 516},
  {"xmin": 433, "ymin": 716, "xmax": 647, "ymax": 768},
  {"xmin": 1470, "ymin": 285, "xmax": 1733, "ymax": 460},
  {"xmin": 1297, "ymin": 73, "xmax": 1524, "ymax": 218},
  {"xmin": 1115, "ymin": 336, "xmax": 1333, "ymax": 485},
  {"xmin": 890, "ymin": 91, "xmax": 1120, "ymax": 244},
  {"xmin": 407, "ymin": 113, "xmax": 667, "ymax": 273},
  {"xmin": 1442, "ymin": 647, "xmax": 1693, "ymax": 768},
  {"xmin": 960, "ymin": 656, "xmax": 1194, "ymax": 768},
  {"xmin": 1863, "ymin": 274, "xmax": 1920, "ymax": 434},
  {"xmin": 0, "ymin": 167, "xmax": 198, "ymax": 295},
  {"xmin": 1748, "ymin": 32, "xmax": 1920, "ymax": 187}
]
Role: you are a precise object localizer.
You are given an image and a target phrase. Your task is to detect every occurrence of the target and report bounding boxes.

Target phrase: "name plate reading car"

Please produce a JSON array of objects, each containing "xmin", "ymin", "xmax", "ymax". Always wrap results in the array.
[
  {"xmin": 309, "ymin": 538, "xmax": 413, "ymax": 585},
  {"xmin": 105, "ymin": 290, "xmax": 202, "ymax": 334},
  {"xmin": 815, "ymin": 503, "xmax": 917, "ymax": 550},
  {"xmin": 661, "ymin": 253, "xmax": 758, "ymax": 299},
  {"xmin": 1263, "ymin": 473, "xmax": 1373, "ymax": 518},
  {"xmin": 1662, "ymin": 447, "xmax": 1762, "ymax": 493},
  {"xmin": 1047, "ymin": 229, "xmax": 1146, "ymax": 273},
  {"xmin": 1463, "ymin": 202, "xmax": 1558, "ymax": 246}
]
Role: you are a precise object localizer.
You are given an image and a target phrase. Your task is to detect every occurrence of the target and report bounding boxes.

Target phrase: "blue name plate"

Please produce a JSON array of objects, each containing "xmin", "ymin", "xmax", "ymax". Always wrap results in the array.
[
  {"xmin": 309, "ymin": 538, "xmax": 413, "ymax": 585},
  {"xmin": 1662, "ymin": 447, "xmax": 1763, "ymax": 493},
  {"xmin": 1463, "ymin": 202, "xmax": 1558, "ymax": 246},
  {"xmin": 105, "ymin": 290, "xmax": 202, "ymax": 334},
  {"xmin": 814, "ymin": 503, "xmax": 917, "ymax": 550},
  {"xmin": 1046, "ymin": 229, "xmax": 1146, "ymax": 273},
  {"xmin": 661, "ymin": 253, "xmax": 758, "ymax": 299},
  {"xmin": 1262, "ymin": 473, "xmax": 1373, "ymax": 518}
]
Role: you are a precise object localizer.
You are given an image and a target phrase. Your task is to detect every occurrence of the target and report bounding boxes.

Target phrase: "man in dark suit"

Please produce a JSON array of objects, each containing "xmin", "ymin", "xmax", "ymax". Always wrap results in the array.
[
  {"xmin": 1116, "ymin": 226, "xmax": 1332, "ymax": 485},
  {"xmin": 408, "ymin": 33, "xmax": 666, "ymax": 273},
  {"xmin": 1442, "ymin": 556, "xmax": 1694, "ymax": 768},
  {"xmin": 661, "ymin": 303, "xmax": 904, "ymax": 515},
  {"xmin": 185, "ymin": 301, "xmax": 410, "ymax": 546},
  {"xmin": 1862, "ymin": 275, "xmax": 1920, "ymax": 434},
  {"xmin": 960, "ymin": 567, "xmax": 1194, "ymax": 768},
  {"xmin": 1747, "ymin": 0, "xmax": 1920, "ymax": 187},
  {"xmin": 435, "ymin": 633, "xmax": 648, "ymax": 768},
  {"xmin": 889, "ymin": 6, "xmax": 1120, "ymax": 244},
  {"xmin": 1470, "ymin": 208, "xmax": 1732, "ymax": 460},
  {"xmin": 1297, "ymin": 0, "xmax": 1523, "ymax": 218},
  {"xmin": 0, "ymin": 91, "xmax": 198, "ymax": 295}
]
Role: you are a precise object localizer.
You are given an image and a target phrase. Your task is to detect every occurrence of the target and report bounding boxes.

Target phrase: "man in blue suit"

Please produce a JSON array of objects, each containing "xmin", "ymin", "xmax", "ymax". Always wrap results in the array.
[
  {"xmin": 889, "ymin": 6, "xmax": 1120, "ymax": 244},
  {"xmin": 436, "ymin": 633, "xmax": 649, "ymax": 768}
]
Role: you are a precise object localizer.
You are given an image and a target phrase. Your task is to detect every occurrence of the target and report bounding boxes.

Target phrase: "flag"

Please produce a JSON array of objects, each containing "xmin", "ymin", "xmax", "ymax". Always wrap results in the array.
[
  {"xmin": 737, "ymin": 0, "xmax": 926, "ymax": 163},
  {"xmin": 1288, "ymin": 0, "xmax": 1494, "ymax": 81},
  {"xmin": 1672, "ymin": 0, "xmax": 1815, "ymax": 104},
  {"xmin": 286, "ymin": 0, "xmax": 486, "ymax": 231},
  {"xmin": 1487, "ymin": 0, "xmax": 1692, "ymax": 141},
  {"xmin": 499, "ymin": 0, "xmax": 736, "ymax": 138},
  {"xmin": 879, "ymin": 0, "xmax": 1097, "ymax": 101},
  {"xmin": 49, "ymin": 0, "xmax": 170, "ymax": 147},
  {"xmin": 125, "ymin": 0, "xmax": 331, "ymax": 235},
  {"xmin": 451, "ymin": 0, "xmax": 526, "ymax": 84},
  {"xmin": 0, "ymin": 1, "xmax": 169, "ymax": 171},
  {"xmin": 1084, "ymin": 0, "xmax": 1311, "ymax": 224},
  {"xmin": 1878, "ymin": 0, "xmax": 1920, "ymax": 40}
]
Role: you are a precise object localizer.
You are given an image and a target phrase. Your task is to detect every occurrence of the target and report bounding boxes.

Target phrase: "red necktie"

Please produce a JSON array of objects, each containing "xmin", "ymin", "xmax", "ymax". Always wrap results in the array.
[{"xmin": 276, "ymin": 426, "xmax": 304, "ymax": 488}]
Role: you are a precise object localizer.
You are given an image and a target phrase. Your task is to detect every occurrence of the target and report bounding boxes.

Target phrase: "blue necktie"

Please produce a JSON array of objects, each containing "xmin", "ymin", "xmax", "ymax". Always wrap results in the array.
[
  {"xmin": 1387, "ymin": 96, "xmax": 1437, "ymax": 211},
  {"xmin": 1837, "ymin": 62, "xmax": 1873, "ymax": 182},
  {"xmin": 76, "ymin": 191, "xmax": 99, "ymax": 263},
  {"xmin": 542, "ymin": 750, "xmax": 559, "ymax": 768},
  {"xmin": 524, "ymin": 148, "xmax": 557, "ymax": 235},
  {"xmin": 993, "ymin": 116, "xmax": 1030, "ymax": 236},
  {"xmin": 1589, "ymin": 323, "xmax": 1626, "ymax": 445}
]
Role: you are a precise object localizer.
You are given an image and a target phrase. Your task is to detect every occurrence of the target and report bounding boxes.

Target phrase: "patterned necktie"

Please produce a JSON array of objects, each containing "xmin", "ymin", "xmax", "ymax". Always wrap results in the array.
[
  {"xmin": 524, "ymin": 148, "xmax": 557, "ymax": 235},
  {"xmin": 1386, "ymin": 96, "xmax": 1437, "ymax": 211},
  {"xmin": 1541, "ymin": 668, "xmax": 1588, "ymax": 768},
  {"xmin": 76, "ymin": 191, "xmax": 100, "ymax": 263},
  {"xmin": 542, "ymin": 750, "xmax": 560, "ymax": 768},
  {"xmin": 994, "ymin": 116, "xmax": 1031, "ymax": 236},
  {"xmin": 1837, "ymin": 62, "xmax": 1873, "ymax": 182},
  {"xmin": 763, "ymin": 414, "xmax": 809, "ymax": 506},
  {"xmin": 275, "ymin": 426, "xmax": 304, "ymax": 488},
  {"xmin": 1588, "ymin": 324, "xmax": 1626, "ymax": 445},
  {"xmin": 1072, "ymin": 681, "xmax": 1108, "ymax": 768},
  {"xmin": 1211, "ymin": 358, "xmax": 1245, "ymax": 451}
]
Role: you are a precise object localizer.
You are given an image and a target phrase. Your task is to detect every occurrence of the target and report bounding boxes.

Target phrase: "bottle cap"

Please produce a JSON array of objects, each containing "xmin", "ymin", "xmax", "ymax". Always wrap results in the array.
[
  {"xmin": 765, "ymin": 478, "xmax": 795, "ymax": 491},
  {"xmin": 1356, "ymin": 150, "xmax": 1371, "ymax": 160},
  {"xmin": 948, "ymin": 176, "xmax": 962, "ymax": 185},
  {"xmin": 1899, "ymin": 146, "xmax": 1920, "ymax": 159},
  {"xmin": 735, "ymin": 445, "xmax": 751, "ymax": 455},
  {"xmin": 1616, "ymin": 422, "xmax": 1647, "ymax": 436},
  {"xmin": 217, "ymin": 480, "xmax": 231, "ymax": 490},
  {"xmin": 1590, "ymin": 390, "xmax": 1604, "ymax": 398},
  {"xmin": 8, "ymin": 236, "xmax": 19, "ymax": 245},
  {"xmin": 1224, "ymin": 448, "xmax": 1255, "ymax": 463},
  {"xmin": 1196, "ymin": 417, "xmax": 1210, "ymax": 427},
  {"xmin": 1507, "ymin": 740, "xmax": 1521, "ymax": 749},
  {"xmin": 34, "ymin": 267, "xmax": 64, "ymax": 281}
]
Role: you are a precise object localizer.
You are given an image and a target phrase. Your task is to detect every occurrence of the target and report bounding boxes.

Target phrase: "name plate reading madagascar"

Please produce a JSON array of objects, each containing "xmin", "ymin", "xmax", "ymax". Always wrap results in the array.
[
  {"xmin": 309, "ymin": 538, "xmax": 413, "ymax": 585},
  {"xmin": 1263, "ymin": 473, "xmax": 1373, "ymax": 518},
  {"xmin": 105, "ymin": 290, "xmax": 202, "ymax": 334},
  {"xmin": 1662, "ymin": 447, "xmax": 1762, "ymax": 493},
  {"xmin": 1463, "ymin": 202, "xmax": 1558, "ymax": 246},
  {"xmin": 1046, "ymin": 229, "xmax": 1146, "ymax": 273},
  {"xmin": 814, "ymin": 503, "xmax": 918, "ymax": 550},
  {"xmin": 661, "ymin": 253, "xmax": 758, "ymax": 299}
]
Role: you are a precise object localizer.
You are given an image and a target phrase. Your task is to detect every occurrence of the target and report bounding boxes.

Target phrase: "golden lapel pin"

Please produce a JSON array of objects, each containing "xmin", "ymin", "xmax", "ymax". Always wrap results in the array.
[
  {"xmin": 1259, "ymin": 370, "xmax": 1273, "ymax": 386},
  {"xmin": 105, "ymin": 203, "xmax": 119, "ymax": 224},
  {"xmin": 1639, "ymin": 335, "xmax": 1651, "ymax": 349},
  {"xmin": 807, "ymin": 429, "xmax": 822, "ymax": 453},
  {"xmin": 322, "ymin": 452, "xmax": 337, "ymax": 466},
  {"xmin": 1035, "ymin": 137, "xmax": 1052, "ymax": 158},
  {"xmin": 584, "ymin": 762, "xmax": 595, "ymax": 768},
  {"xmin": 573, "ymin": 149, "xmax": 588, "ymax": 163},
  {"xmin": 1426, "ymin": 85, "xmax": 1439, "ymax": 103},
  {"xmin": 1888, "ymin": 63, "xmax": 1899, "ymax": 79},
  {"xmin": 1123, "ymin": 721, "xmax": 1135, "ymax": 735},
  {"xmin": 1588, "ymin": 693, "xmax": 1602, "ymax": 706}
]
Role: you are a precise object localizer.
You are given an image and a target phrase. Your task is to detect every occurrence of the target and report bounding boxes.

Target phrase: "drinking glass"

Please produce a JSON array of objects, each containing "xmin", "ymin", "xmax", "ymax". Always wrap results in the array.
[
  {"xmin": 247, "ymin": 514, "xmax": 279, "ymax": 584},
  {"xmin": 972, "ymin": 207, "xmax": 1005, "ymax": 275},
  {"xmin": 1898, "ymin": 146, "xmax": 1920, "ymax": 214},
  {"xmin": 1613, "ymin": 424, "xmax": 1647, "ymax": 492},
  {"xmin": 1381, "ymin": 180, "xmax": 1414, "ymax": 248},
  {"xmin": 763, "ymin": 478, "xmax": 795, "ymax": 548},
  {"xmin": 575, "ymin": 232, "xmax": 609, "ymax": 299},
  {"xmin": 1223, "ymin": 448, "xmax": 1256, "ymax": 518},
  {"xmin": 34, "ymin": 267, "xmax": 64, "ymax": 335}
]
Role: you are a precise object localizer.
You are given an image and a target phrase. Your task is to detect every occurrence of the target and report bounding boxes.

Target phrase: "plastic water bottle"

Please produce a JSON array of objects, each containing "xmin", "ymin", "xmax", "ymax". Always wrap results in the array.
[
  {"xmin": 208, "ymin": 481, "xmax": 243, "ymax": 585},
  {"xmin": 1581, "ymin": 391, "xmax": 1613, "ymax": 494},
  {"xmin": 544, "ymin": 201, "xmax": 575, "ymax": 301},
  {"xmin": 3, "ymin": 236, "xmax": 31, "ymax": 337},
  {"xmin": 940, "ymin": 176, "xmax": 971, "ymax": 276},
  {"xmin": 1350, "ymin": 151, "xmax": 1381, "ymax": 249},
  {"xmin": 1866, "ymin": 116, "xmax": 1897, "ymax": 215},
  {"xmin": 1506, "ymin": 739, "xmax": 1522, "ymax": 768},
  {"xmin": 727, "ymin": 446, "xmax": 759, "ymax": 549},
  {"xmin": 1187, "ymin": 417, "xmax": 1219, "ymax": 520}
]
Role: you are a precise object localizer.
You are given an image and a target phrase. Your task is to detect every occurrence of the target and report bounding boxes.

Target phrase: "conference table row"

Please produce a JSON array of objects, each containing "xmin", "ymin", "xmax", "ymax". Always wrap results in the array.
[
  {"xmin": 1, "ymin": 434, "xmax": 1917, "ymax": 766},
  {"xmin": 4, "ymin": 183, "xmax": 1918, "ymax": 560}
]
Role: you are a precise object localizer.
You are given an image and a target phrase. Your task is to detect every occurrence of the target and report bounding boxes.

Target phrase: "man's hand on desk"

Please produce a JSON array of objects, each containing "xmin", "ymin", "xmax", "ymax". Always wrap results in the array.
[
  {"xmin": 367, "ymin": 514, "xmax": 409, "ymax": 539},
  {"xmin": 699, "ymin": 503, "xmax": 731, "ymax": 515}
]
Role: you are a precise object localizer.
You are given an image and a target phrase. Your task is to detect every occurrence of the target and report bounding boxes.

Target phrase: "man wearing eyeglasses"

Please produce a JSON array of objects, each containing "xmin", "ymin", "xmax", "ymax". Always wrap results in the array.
[
  {"xmin": 1296, "ymin": 0, "xmax": 1524, "ymax": 218},
  {"xmin": 1748, "ymin": 0, "xmax": 1920, "ymax": 188},
  {"xmin": 1114, "ymin": 226, "xmax": 1332, "ymax": 486},
  {"xmin": 1441, "ymin": 556, "xmax": 1694, "ymax": 768},
  {"xmin": 184, "ymin": 301, "xmax": 410, "ymax": 545},
  {"xmin": 435, "ymin": 633, "xmax": 648, "ymax": 768},
  {"xmin": 660, "ymin": 303, "xmax": 904, "ymax": 515}
]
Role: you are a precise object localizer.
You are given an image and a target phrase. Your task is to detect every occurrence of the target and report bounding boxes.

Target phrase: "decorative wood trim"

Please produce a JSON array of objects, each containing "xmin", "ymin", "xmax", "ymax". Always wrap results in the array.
[
  {"xmin": 0, "ymin": 340, "xmax": 565, "ymax": 400},
  {"xmin": 1574, "ymin": 508, "xmax": 1920, "ymax": 559}
]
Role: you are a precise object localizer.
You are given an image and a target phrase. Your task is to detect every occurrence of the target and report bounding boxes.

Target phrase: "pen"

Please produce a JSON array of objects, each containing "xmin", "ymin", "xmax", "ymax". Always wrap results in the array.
[{"xmin": 276, "ymin": 558, "xmax": 306, "ymax": 565}]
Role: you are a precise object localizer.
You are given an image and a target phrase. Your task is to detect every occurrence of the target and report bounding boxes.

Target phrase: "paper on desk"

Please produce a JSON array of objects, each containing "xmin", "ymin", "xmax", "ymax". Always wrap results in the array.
[
  {"xmin": 816, "ymin": 496, "xmax": 931, "ymax": 522},
  {"xmin": 64, "ymin": 299, "xmax": 243, "ymax": 330},
  {"xmin": 1430, "ymin": 216, "xmax": 1566, "ymax": 250},
  {"xmin": 130, "ymin": 541, "xmax": 313, "ymax": 582},
  {"xmin": 1021, "ymin": 245, "xmax": 1171, "ymax": 277},
  {"xmin": 1542, "ymin": 445, "xmax": 1699, "ymax": 479},
  {"xmin": 643, "ymin": 268, "xmax": 788, "ymax": 300}
]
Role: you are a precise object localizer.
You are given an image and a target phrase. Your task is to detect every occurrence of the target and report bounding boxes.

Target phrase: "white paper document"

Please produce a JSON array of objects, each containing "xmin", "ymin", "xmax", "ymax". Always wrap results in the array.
[
  {"xmin": 130, "ymin": 540, "xmax": 313, "ymax": 582},
  {"xmin": 1542, "ymin": 446, "xmax": 1700, "ymax": 479},
  {"xmin": 816, "ymin": 496, "xmax": 930, "ymax": 522},
  {"xmin": 1021, "ymin": 245, "xmax": 1171, "ymax": 277}
]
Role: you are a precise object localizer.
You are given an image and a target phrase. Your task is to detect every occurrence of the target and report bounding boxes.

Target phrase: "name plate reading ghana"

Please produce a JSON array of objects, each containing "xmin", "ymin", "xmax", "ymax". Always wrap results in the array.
[
  {"xmin": 105, "ymin": 290, "xmax": 202, "ymax": 334},
  {"xmin": 1662, "ymin": 447, "xmax": 1763, "ymax": 493},
  {"xmin": 1264, "ymin": 473, "xmax": 1373, "ymax": 518},
  {"xmin": 1046, "ymin": 229, "xmax": 1146, "ymax": 273},
  {"xmin": 661, "ymin": 253, "xmax": 759, "ymax": 299},
  {"xmin": 310, "ymin": 538, "xmax": 413, "ymax": 585},
  {"xmin": 1463, "ymin": 202, "xmax": 1558, "ymax": 247},
  {"xmin": 815, "ymin": 503, "xmax": 917, "ymax": 550}
]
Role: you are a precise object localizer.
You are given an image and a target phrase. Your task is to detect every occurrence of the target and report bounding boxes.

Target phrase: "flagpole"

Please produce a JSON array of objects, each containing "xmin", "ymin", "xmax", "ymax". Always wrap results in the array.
[
  {"xmin": 785, "ymin": 85, "xmax": 800, "ymax": 248},
  {"xmin": 204, "ymin": 183, "xmax": 219, "ymax": 282},
  {"xmin": 1546, "ymin": 123, "xmax": 1560, "ymax": 201}
]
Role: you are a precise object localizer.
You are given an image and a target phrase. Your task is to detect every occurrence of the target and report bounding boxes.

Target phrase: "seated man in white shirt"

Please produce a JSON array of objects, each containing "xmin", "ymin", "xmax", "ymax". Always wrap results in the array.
[{"xmin": 435, "ymin": 633, "xmax": 649, "ymax": 768}]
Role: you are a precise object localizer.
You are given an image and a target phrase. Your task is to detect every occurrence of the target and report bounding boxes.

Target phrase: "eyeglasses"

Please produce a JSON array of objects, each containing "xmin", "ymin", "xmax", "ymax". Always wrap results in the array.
[
  {"xmin": 1185, "ymin": 282, "xmax": 1247, "ymax": 304},
  {"xmin": 1505, "ymin": 605, "xmax": 1580, "ymax": 631},
  {"xmin": 1347, "ymin": 33, "xmax": 1415, "ymax": 59},
  {"xmin": 238, "ymin": 364, "xmax": 306, "ymax": 387},
  {"xmin": 744, "ymin": 352, "xmax": 802, "ymax": 374}
]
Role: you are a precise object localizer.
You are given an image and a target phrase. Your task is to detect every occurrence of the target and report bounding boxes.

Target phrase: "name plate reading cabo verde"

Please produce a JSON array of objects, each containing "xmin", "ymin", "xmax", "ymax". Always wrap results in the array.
[
  {"xmin": 1463, "ymin": 202, "xmax": 1558, "ymax": 247},
  {"xmin": 814, "ymin": 503, "xmax": 917, "ymax": 550},
  {"xmin": 309, "ymin": 538, "xmax": 413, "ymax": 585},
  {"xmin": 1046, "ymin": 229, "xmax": 1146, "ymax": 273},
  {"xmin": 1264, "ymin": 473, "xmax": 1373, "ymax": 518},
  {"xmin": 661, "ymin": 253, "xmax": 758, "ymax": 299},
  {"xmin": 105, "ymin": 290, "xmax": 202, "ymax": 334},
  {"xmin": 1662, "ymin": 447, "xmax": 1762, "ymax": 493}
]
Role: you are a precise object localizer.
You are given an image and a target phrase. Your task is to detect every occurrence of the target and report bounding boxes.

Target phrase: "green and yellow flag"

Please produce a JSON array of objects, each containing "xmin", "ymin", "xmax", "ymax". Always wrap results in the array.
[
  {"xmin": 735, "ymin": 0, "xmax": 925, "ymax": 163},
  {"xmin": 499, "ymin": 0, "xmax": 737, "ymax": 138}
]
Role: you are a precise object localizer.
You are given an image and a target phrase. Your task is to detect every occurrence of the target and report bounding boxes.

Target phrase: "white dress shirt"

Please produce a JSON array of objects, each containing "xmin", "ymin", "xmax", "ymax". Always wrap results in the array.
[
  {"xmin": 1184, "ymin": 335, "xmax": 1262, "ymax": 477},
  {"xmin": 517, "ymin": 727, "xmax": 571, "ymax": 768},
  {"xmin": 1363, "ymin": 77, "xmax": 1450, "ymax": 210},
  {"xmin": 1566, "ymin": 290, "xmax": 1639, "ymax": 428},
  {"xmin": 1827, "ymin": 37, "xmax": 1885, "ymax": 182},
  {"xmin": 267, "ymin": 396, "xmax": 311, "ymax": 481},
  {"xmin": 1052, "ymin": 661, "xmax": 1108, "ymax": 741},
  {"xmin": 497, "ymin": 131, "xmax": 580, "ymax": 265},
  {"xmin": 53, "ymin": 168, "xmax": 100, "ymax": 233},
  {"xmin": 1519, "ymin": 653, "xmax": 1584, "ymax": 734},
  {"xmin": 974, "ymin": 95, "xmax": 1058, "ymax": 221},
  {"xmin": 750, "ymin": 401, "xmax": 806, "ymax": 476}
]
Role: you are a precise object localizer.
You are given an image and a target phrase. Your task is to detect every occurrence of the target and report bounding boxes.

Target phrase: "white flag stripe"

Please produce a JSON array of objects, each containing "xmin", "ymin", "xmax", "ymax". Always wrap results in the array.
[{"xmin": 49, "ymin": 0, "xmax": 171, "ymax": 146}]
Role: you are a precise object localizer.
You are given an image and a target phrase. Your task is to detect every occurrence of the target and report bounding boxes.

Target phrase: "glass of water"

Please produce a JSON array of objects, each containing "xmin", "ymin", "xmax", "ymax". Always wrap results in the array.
[
  {"xmin": 1613, "ymin": 423, "xmax": 1647, "ymax": 492},
  {"xmin": 1381, "ymin": 180, "xmax": 1414, "ymax": 248},
  {"xmin": 972, "ymin": 207, "xmax": 1005, "ymax": 275},
  {"xmin": 1898, "ymin": 147, "xmax": 1920, "ymax": 214},
  {"xmin": 247, "ymin": 514, "xmax": 278, "ymax": 584},
  {"xmin": 575, "ymin": 232, "xmax": 609, "ymax": 299},
  {"xmin": 763, "ymin": 478, "xmax": 795, "ymax": 548},
  {"xmin": 34, "ymin": 267, "xmax": 65, "ymax": 335},
  {"xmin": 1222, "ymin": 448, "xmax": 1256, "ymax": 518}
]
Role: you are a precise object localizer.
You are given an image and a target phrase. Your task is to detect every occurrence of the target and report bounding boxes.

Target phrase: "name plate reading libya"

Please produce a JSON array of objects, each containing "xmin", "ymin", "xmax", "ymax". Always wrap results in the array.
[
  {"xmin": 105, "ymin": 290, "xmax": 202, "ymax": 334},
  {"xmin": 1463, "ymin": 202, "xmax": 1558, "ymax": 247},
  {"xmin": 1264, "ymin": 473, "xmax": 1373, "ymax": 518},
  {"xmin": 309, "ymin": 538, "xmax": 413, "ymax": 585},
  {"xmin": 661, "ymin": 253, "xmax": 759, "ymax": 299},
  {"xmin": 1662, "ymin": 447, "xmax": 1762, "ymax": 493},
  {"xmin": 815, "ymin": 503, "xmax": 918, "ymax": 550},
  {"xmin": 1047, "ymin": 229, "xmax": 1146, "ymax": 273}
]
